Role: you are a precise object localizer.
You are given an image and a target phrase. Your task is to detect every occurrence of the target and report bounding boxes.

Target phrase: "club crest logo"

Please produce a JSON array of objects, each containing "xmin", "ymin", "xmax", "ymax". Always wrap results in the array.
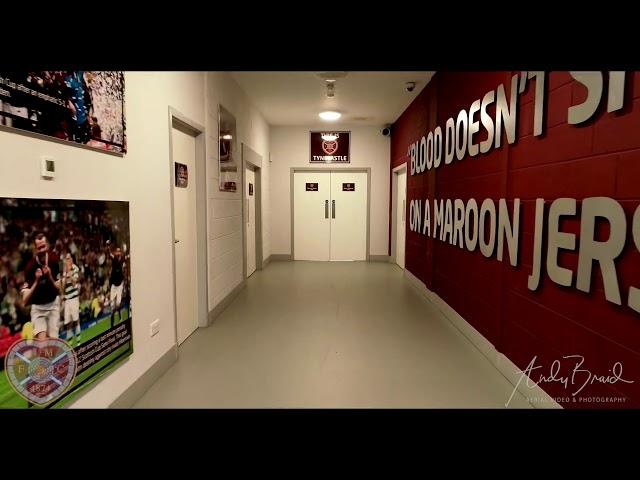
[
  {"xmin": 4, "ymin": 338, "xmax": 77, "ymax": 406},
  {"xmin": 322, "ymin": 134, "xmax": 339, "ymax": 155}
]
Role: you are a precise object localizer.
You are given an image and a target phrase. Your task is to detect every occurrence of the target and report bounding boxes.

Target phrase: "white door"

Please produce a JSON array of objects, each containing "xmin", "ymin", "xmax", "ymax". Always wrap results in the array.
[
  {"xmin": 172, "ymin": 127, "xmax": 199, "ymax": 345},
  {"xmin": 294, "ymin": 171, "xmax": 331, "ymax": 261},
  {"xmin": 246, "ymin": 166, "xmax": 256, "ymax": 277},
  {"xmin": 329, "ymin": 171, "xmax": 368, "ymax": 261},
  {"xmin": 396, "ymin": 170, "xmax": 407, "ymax": 269}
]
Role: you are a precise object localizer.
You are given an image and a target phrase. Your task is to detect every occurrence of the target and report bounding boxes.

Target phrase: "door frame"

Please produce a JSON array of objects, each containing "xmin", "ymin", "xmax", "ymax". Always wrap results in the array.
[
  {"xmin": 168, "ymin": 107, "xmax": 208, "ymax": 350},
  {"xmin": 241, "ymin": 143, "xmax": 264, "ymax": 278},
  {"xmin": 390, "ymin": 162, "xmax": 407, "ymax": 268},
  {"xmin": 290, "ymin": 167, "xmax": 371, "ymax": 261}
]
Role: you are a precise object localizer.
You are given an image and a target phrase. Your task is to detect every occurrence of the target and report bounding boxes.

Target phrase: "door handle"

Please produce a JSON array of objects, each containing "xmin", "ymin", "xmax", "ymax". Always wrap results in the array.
[
  {"xmin": 332, "ymin": 200, "xmax": 335, "ymax": 219},
  {"xmin": 325, "ymin": 200, "xmax": 329, "ymax": 219}
]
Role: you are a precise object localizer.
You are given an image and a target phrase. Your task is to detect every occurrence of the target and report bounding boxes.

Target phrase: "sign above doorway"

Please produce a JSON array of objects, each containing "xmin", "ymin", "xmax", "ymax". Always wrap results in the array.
[{"xmin": 310, "ymin": 131, "xmax": 350, "ymax": 164}]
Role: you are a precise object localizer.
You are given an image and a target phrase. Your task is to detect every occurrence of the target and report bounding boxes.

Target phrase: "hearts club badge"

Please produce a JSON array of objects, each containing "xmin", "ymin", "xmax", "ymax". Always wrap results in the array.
[
  {"xmin": 4, "ymin": 338, "xmax": 77, "ymax": 406},
  {"xmin": 322, "ymin": 138, "xmax": 339, "ymax": 155}
]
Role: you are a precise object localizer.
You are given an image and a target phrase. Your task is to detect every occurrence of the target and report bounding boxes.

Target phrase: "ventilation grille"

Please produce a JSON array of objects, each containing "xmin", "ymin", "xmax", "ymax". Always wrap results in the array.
[{"xmin": 316, "ymin": 72, "xmax": 348, "ymax": 80}]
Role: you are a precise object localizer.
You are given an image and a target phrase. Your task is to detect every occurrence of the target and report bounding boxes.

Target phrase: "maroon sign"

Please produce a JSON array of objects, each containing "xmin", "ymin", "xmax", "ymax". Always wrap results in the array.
[
  {"xmin": 342, "ymin": 183, "xmax": 355, "ymax": 191},
  {"xmin": 305, "ymin": 183, "xmax": 318, "ymax": 191},
  {"xmin": 310, "ymin": 131, "xmax": 350, "ymax": 163},
  {"xmin": 175, "ymin": 162, "xmax": 188, "ymax": 188}
]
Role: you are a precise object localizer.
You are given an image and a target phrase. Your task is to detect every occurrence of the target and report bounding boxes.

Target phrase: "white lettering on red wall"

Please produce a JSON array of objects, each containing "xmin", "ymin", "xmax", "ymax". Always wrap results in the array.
[
  {"xmin": 404, "ymin": 71, "xmax": 638, "ymax": 315},
  {"xmin": 408, "ymin": 71, "xmax": 626, "ymax": 175},
  {"xmin": 408, "ymin": 197, "xmax": 640, "ymax": 314}
]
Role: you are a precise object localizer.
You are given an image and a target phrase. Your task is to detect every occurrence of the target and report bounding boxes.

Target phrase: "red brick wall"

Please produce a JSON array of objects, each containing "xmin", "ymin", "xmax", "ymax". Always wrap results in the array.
[{"xmin": 391, "ymin": 71, "xmax": 640, "ymax": 408}]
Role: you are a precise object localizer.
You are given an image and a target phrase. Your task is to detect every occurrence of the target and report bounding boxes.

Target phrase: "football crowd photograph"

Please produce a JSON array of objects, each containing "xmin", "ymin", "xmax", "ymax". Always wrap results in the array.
[{"xmin": 0, "ymin": 72, "xmax": 126, "ymax": 153}]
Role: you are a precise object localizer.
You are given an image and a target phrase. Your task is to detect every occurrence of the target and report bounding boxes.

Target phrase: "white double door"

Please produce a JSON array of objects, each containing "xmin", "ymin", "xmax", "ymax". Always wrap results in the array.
[{"xmin": 294, "ymin": 171, "xmax": 367, "ymax": 261}]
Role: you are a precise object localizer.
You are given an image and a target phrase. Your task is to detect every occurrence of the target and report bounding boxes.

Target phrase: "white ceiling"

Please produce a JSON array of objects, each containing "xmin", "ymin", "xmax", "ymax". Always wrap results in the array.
[{"xmin": 230, "ymin": 71, "xmax": 435, "ymax": 127}]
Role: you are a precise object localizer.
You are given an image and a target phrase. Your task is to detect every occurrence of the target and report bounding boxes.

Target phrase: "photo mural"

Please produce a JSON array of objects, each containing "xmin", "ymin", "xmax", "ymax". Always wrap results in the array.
[{"xmin": 0, "ymin": 72, "xmax": 126, "ymax": 153}]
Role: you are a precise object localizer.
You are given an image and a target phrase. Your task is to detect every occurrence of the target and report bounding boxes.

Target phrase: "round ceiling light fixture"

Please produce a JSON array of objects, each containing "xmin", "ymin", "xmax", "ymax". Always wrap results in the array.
[{"xmin": 319, "ymin": 111, "xmax": 341, "ymax": 121}]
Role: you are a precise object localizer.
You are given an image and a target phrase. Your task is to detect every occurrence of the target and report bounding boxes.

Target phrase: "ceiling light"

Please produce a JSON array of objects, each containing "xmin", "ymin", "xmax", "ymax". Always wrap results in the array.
[
  {"xmin": 319, "ymin": 111, "xmax": 341, "ymax": 121},
  {"xmin": 222, "ymin": 134, "xmax": 232, "ymax": 140},
  {"xmin": 321, "ymin": 133, "xmax": 338, "ymax": 141}
]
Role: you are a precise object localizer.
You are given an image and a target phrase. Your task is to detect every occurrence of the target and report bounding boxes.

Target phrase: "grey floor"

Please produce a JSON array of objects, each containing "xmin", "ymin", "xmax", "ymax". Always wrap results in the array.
[{"xmin": 134, "ymin": 261, "xmax": 531, "ymax": 408}]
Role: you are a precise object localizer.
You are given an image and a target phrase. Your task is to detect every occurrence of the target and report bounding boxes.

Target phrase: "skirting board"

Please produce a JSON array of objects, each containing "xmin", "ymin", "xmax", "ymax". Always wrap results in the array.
[
  {"xmin": 207, "ymin": 279, "xmax": 247, "ymax": 326},
  {"xmin": 270, "ymin": 254, "xmax": 388, "ymax": 262},
  {"xmin": 262, "ymin": 255, "xmax": 272, "ymax": 268},
  {"xmin": 111, "ymin": 279, "xmax": 247, "ymax": 407},
  {"xmin": 270, "ymin": 254, "xmax": 292, "ymax": 261},
  {"xmin": 109, "ymin": 344, "xmax": 178, "ymax": 408},
  {"xmin": 404, "ymin": 269, "xmax": 561, "ymax": 409}
]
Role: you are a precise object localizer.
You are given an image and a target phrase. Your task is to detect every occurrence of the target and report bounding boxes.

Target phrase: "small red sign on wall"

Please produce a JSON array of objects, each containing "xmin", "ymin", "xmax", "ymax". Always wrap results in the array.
[
  {"xmin": 342, "ymin": 183, "xmax": 355, "ymax": 191},
  {"xmin": 306, "ymin": 183, "xmax": 318, "ymax": 191},
  {"xmin": 175, "ymin": 162, "xmax": 188, "ymax": 188}
]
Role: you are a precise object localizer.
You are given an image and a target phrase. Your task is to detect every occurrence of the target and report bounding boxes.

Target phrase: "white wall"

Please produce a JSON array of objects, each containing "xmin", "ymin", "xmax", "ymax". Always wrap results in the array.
[
  {"xmin": 205, "ymin": 73, "xmax": 270, "ymax": 309},
  {"xmin": 0, "ymin": 71, "xmax": 271, "ymax": 408},
  {"xmin": 270, "ymin": 126, "xmax": 390, "ymax": 257},
  {"xmin": 0, "ymin": 72, "xmax": 205, "ymax": 407}
]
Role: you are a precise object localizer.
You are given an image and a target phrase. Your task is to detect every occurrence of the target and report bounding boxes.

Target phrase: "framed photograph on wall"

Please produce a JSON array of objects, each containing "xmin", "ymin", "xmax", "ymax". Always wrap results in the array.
[
  {"xmin": 0, "ymin": 197, "xmax": 133, "ymax": 408},
  {"xmin": 0, "ymin": 72, "xmax": 126, "ymax": 154},
  {"xmin": 218, "ymin": 104, "xmax": 238, "ymax": 192}
]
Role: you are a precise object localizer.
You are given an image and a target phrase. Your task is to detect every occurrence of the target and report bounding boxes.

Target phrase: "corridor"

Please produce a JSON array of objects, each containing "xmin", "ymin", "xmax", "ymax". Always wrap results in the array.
[{"xmin": 134, "ymin": 261, "xmax": 531, "ymax": 408}]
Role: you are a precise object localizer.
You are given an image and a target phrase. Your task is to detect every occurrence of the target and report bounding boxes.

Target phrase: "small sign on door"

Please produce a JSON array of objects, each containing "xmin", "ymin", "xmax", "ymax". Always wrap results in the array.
[
  {"xmin": 306, "ymin": 183, "xmax": 319, "ymax": 191},
  {"xmin": 175, "ymin": 162, "xmax": 188, "ymax": 188},
  {"xmin": 342, "ymin": 183, "xmax": 355, "ymax": 191},
  {"xmin": 249, "ymin": 183, "xmax": 254, "ymax": 196}
]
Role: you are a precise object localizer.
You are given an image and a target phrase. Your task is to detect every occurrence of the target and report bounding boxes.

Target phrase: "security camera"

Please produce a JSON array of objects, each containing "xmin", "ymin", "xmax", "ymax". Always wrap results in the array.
[
  {"xmin": 405, "ymin": 81, "xmax": 416, "ymax": 93},
  {"xmin": 381, "ymin": 125, "xmax": 392, "ymax": 137}
]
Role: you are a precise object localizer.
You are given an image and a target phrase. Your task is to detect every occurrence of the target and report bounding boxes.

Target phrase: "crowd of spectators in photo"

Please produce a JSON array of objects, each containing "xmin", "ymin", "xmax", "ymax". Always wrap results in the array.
[{"xmin": 0, "ymin": 71, "xmax": 125, "ymax": 152}]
